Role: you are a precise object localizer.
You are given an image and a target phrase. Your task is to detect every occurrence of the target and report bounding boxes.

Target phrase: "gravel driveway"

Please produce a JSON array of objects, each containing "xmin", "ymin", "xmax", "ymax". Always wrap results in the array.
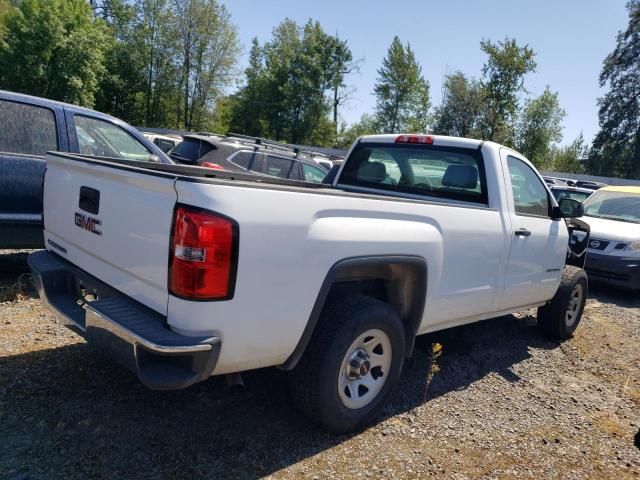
[{"xmin": 0, "ymin": 251, "xmax": 638, "ymax": 479}]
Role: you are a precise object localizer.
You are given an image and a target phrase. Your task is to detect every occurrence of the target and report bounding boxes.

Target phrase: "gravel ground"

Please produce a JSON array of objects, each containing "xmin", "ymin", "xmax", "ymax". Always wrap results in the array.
[{"xmin": 0, "ymin": 250, "xmax": 638, "ymax": 479}]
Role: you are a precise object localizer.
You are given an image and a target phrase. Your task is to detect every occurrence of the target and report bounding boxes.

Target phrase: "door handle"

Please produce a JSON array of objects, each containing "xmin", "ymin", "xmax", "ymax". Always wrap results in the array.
[{"xmin": 514, "ymin": 228, "xmax": 531, "ymax": 237}]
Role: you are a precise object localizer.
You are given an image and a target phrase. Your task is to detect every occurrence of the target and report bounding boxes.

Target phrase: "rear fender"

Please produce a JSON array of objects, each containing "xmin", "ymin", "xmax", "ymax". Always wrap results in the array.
[{"xmin": 281, "ymin": 255, "xmax": 427, "ymax": 370}]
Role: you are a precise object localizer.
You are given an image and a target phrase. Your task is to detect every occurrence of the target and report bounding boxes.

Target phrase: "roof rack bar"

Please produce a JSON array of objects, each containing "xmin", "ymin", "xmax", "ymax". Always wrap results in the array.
[{"xmin": 226, "ymin": 133, "xmax": 335, "ymax": 159}]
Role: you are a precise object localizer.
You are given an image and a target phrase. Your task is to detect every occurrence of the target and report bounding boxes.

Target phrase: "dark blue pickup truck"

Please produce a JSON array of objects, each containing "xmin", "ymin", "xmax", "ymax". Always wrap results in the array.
[{"xmin": 0, "ymin": 91, "xmax": 171, "ymax": 248}]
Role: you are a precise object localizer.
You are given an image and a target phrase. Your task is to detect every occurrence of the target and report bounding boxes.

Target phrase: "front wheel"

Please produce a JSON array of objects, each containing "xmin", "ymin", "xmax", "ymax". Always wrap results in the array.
[
  {"xmin": 537, "ymin": 266, "xmax": 588, "ymax": 340},
  {"xmin": 288, "ymin": 295, "xmax": 406, "ymax": 433}
]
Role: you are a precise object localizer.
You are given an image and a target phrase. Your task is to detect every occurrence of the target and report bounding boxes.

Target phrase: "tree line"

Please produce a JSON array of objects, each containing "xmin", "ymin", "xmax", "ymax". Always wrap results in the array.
[{"xmin": 0, "ymin": 0, "xmax": 638, "ymax": 178}]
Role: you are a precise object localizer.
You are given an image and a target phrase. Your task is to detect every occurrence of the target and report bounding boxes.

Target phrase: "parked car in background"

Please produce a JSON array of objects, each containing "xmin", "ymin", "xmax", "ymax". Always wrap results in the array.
[
  {"xmin": 544, "ymin": 176, "xmax": 569, "ymax": 186},
  {"xmin": 142, "ymin": 132, "xmax": 181, "ymax": 153},
  {"xmin": 581, "ymin": 186, "xmax": 640, "ymax": 289},
  {"xmin": 170, "ymin": 134, "xmax": 329, "ymax": 182},
  {"xmin": 0, "ymin": 90, "xmax": 171, "ymax": 249},
  {"xmin": 575, "ymin": 180, "xmax": 608, "ymax": 191},
  {"xmin": 550, "ymin": 185, "xmax": 593, "ymax": 203}
]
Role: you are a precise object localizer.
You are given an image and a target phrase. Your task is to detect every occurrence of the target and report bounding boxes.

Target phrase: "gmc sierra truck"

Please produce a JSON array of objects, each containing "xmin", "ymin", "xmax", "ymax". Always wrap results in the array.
[{"xmin": 28, "ymin": 134, "xmax": 590, "ymax": 432}]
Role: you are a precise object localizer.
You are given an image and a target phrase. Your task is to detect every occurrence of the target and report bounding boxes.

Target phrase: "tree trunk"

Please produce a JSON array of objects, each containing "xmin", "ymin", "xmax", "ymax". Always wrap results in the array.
[
  {"xmin": 145, "ymin": 1, "xmax": 157, "ymax": 126},
  {"xmin": 333, "ymin": 86, "xmax": 339, "ymax": 131},
  {"xmin": 632, "ymin": 127, "xmax": 640, "ymax": 179}
]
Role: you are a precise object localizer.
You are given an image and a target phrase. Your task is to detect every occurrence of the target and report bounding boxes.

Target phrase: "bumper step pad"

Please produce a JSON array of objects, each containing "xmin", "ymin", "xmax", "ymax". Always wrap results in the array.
[{"xmin": 28, "ymin": 250, "xmax": 221, "ymax": 390}]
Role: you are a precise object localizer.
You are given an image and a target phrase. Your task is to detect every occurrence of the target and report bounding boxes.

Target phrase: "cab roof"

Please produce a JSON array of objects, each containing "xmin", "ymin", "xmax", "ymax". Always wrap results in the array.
[
  {"xmin": 358, "ymin": 134, "xmax": 484, "ymax": 149},
  {"xmin": 599, "ymin": 185, "xmax": 640, "ymax": 194}
]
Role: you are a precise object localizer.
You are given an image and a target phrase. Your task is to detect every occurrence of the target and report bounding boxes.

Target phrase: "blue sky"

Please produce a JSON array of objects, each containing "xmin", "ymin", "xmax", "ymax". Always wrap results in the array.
[{"xmin": 223, "ymin": 0, "xmax": 629, "ymax": 145}]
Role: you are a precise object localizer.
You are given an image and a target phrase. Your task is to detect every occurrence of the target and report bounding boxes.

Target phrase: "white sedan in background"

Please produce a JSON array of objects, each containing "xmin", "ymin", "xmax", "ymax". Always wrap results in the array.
[{"xmin": 581, "ymin": 186, "xmax": 640, "ymax": 290}]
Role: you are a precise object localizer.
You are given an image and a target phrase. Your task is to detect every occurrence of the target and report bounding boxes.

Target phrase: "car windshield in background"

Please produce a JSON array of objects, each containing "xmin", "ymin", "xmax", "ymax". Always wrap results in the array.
[
  {"xmin": 339, "ymin": 144, "xmax": 487, "ymax": 204},
  {"xmin": 583, "ymin": 190, "xmax": 640, "ymax": 224},
  {"xmin": 552, "ymin": 189, "xmax": 591, "ymax": 203}
]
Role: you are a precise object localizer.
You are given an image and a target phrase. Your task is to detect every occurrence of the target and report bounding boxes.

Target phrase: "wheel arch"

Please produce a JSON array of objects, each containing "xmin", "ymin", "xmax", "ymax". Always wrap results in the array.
[{"xmin": 281, "ymin": 255, "xmax": 427, "ymax": 370}]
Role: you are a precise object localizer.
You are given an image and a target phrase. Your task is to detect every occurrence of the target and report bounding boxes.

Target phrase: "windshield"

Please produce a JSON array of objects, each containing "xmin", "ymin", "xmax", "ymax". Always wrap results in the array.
[{"xmin": 583, "ymin": 190, "xmax": 640, "ymax": 224}]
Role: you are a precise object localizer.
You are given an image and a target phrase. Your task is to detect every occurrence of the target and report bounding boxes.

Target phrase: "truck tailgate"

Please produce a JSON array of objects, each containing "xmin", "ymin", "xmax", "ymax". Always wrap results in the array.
[{"xmin": 42, "ymin": 153, "xmax": 177, "ymax": 315}]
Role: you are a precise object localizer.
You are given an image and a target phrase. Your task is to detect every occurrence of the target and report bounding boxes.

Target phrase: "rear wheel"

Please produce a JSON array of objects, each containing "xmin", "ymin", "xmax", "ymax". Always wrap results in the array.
[
  {"xmin": 288, "ymin": 295, "xmax": 406, "ymax": 433},
  {"xmin": 537, "ymin": 266, "xmax": 588, "ymax": 340}
]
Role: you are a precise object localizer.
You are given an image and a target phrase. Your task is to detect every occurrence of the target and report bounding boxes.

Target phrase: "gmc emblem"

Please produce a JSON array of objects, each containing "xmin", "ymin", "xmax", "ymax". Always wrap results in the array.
[{"xmin": 74, "ymin": 212, "xmax": 102, "ymax": 236}]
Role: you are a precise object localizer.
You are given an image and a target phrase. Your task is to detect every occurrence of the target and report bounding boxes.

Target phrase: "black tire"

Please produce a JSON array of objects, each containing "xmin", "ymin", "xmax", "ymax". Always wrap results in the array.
[
  {"xmin": 537, "ymin": 266, "xmax": 588, "ymax": 340},
  {"xmin": 288, "ymin": 294, "xmax": 406, "ymax": 433}
]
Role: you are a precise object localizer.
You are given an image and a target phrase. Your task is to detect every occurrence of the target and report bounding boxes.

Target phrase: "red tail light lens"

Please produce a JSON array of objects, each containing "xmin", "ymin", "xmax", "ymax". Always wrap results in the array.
[
  {"xmin": 201, "ymin": 162, "xmax": 224, "ymax": 170},
  {"xmin": 169, "ymin": 205, "xmax": 238, "ymax": 300},
  {"xmin": 395, "ymin": 135, "xmax": 434, "ymax": 145}
]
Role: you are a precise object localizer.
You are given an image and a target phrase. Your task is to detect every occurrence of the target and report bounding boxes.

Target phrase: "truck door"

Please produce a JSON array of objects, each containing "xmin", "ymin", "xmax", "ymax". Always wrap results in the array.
[
  {"xmin": 0, "ymin": 97, "xmax": 68, "ymax": 248},
  {"xmin": 498, "ymin": 151, "xmax": 568, "ymax": 311}
]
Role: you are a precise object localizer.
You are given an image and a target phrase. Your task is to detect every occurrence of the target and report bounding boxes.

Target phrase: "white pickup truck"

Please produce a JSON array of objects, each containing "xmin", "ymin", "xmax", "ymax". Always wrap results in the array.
[{"xmin": 29, "ymin": 134, "xmax": 590, "ymax": 432}]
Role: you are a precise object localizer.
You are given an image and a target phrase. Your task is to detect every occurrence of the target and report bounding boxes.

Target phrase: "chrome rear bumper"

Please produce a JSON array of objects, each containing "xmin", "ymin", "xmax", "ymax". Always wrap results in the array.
[{"xmin": 28, "ymin": 250, "xmax": 221, "ymax": 390}]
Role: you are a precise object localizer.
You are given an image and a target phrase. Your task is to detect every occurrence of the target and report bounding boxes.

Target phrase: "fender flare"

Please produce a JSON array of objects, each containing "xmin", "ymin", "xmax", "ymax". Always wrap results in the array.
[{"xmin": 281, "ymin": 255, "xmax": 427, "ymax": 370}]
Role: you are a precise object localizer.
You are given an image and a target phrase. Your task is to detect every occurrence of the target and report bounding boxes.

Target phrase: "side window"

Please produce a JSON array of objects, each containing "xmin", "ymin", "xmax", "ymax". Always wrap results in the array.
[
  {"xmin": 154, "ymin": 138, "xmax": 176, "ymax": 153},
  {"xmin": 228, "ymin": 151, "xmax": 255, "ymax": 170},
  {"xmin": 507, "ymin": 156, "xmax": 549, "ymax": 217},
  {"xmin": 74, "ymin": 116, "xmax": 151, "ymax": 161},
  {"xmin": 0, "ymin": 100, "xmax": 58, "ymax": 156},
  {"xmin": 264, "ymin": 155, "xmax": 294, "ymax": 179},
  {"xmin": 303, "ymin": 163, "xmax": 327, "ymax": 183}
]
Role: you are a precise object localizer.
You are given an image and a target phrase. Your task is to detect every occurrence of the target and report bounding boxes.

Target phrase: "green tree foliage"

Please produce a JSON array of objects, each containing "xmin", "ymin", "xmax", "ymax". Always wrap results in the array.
[
  {"xmin": 0, "ymin": 0, "xmax": 106, "ymax": 107},
  {"xmin": 588, "ymin": 0, "xmax": 640, "ymax": 179},
  {"xmin": 373, "ymin": 36, "xmax": 430, "ymax": 133},
  {"xmin": 432, "ymin": 72, "xmax": 486, "ymax": 138},
  {"xmin": 174, "ymin": 0, "xmax": 239, "ymax": 130},
  {"xmin": 549, "ymin": 134, "xmax": 587, "ymax": 174},
  {"xmin": 229, "ymin": 37, "xmax": 265, "ymax": 136},
  {"xmin": 516, "ymin": 87, "xmax": 565, "ymax": 168},
  {"xmin": 229, "ymin": 19, "xmax": 357, "ymax": 146},
  {"xmin": 327, "ymin": 35, "xmax": 360, "ymax": 135},
  {"xmin": 94, "ymin": 0, "xmax": 147, "ymax": 123},
  {"xmin": 0, "ymin": 0, "xmax": 10, "ymax": 38},
  {"xmin": 336, "ymin": 113, "xmax": 378, "ymax": 148},
  {"xmin": 480, "ymin": 37, "xmax": 537, "ymax": 145},
  {"xmin": 92, "ymin": 0, "xmax": 238, "ymax": 130}
]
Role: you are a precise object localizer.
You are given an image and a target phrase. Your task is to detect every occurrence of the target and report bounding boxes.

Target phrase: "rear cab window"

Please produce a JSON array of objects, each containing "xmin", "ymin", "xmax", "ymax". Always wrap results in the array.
[
  {"xmin": 0, "ymin": 99, "xmax": 58, "ymax": 156},
  {"xmin": 338, "ymin": 143, "xmax": 488, "ymax": 205}
]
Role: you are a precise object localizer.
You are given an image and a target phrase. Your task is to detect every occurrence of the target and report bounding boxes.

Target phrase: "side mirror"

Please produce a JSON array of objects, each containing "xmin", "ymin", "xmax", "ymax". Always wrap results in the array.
[{"xmin": 556, "ymin": 198, "xmax": 584, "ymax": 218}]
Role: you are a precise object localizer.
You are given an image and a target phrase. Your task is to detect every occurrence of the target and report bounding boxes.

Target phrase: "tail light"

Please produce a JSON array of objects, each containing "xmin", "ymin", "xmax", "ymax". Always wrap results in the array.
[
  {"xmin": 395, "ymin": 135, "xmax": 433, "ymax": 145},
  {"xmin": 201, "ymin": 162, "xmax": 224, "ymax": 170},
  {"xmin": 169, "ymin": 205, "xmax": 238, "ymax": 300}
]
